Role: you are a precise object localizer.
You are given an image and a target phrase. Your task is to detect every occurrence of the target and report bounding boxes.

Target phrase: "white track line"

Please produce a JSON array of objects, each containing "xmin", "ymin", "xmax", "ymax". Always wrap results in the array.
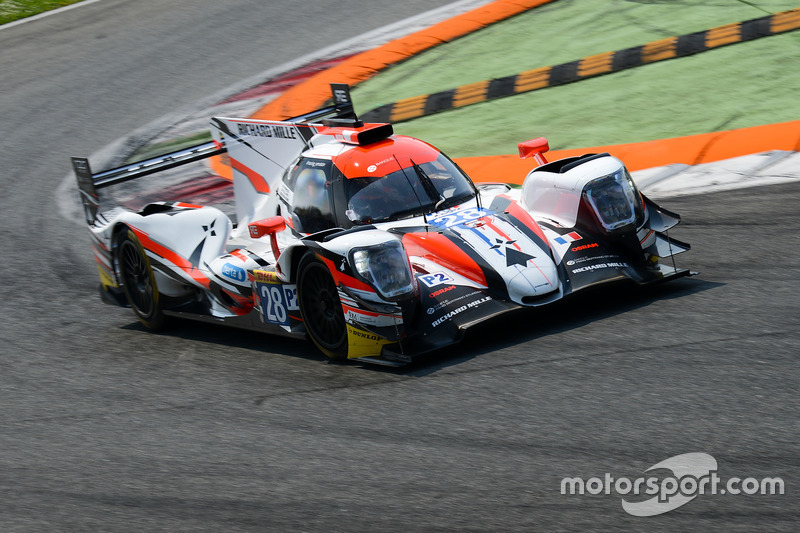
[{"xmin": 0, "ymin": 0, "xmax": 104, "ymax": 31}]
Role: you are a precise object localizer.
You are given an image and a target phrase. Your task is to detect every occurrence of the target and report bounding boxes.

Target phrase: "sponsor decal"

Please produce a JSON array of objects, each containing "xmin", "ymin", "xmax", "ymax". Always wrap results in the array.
[
  {"xmin": 237, "ymin": 122, "xmax": 297, "ymax": 139},
  {"xmin": 364, "ymin": 157, "xmax": 394, "ymax": 174},
  {"xmin": 346, "ymin": 324, "xmax": 393, "ymax": 358},
  {"xmin": 254, "ymin": 270, "xmax": 280, "ymax": 283},
  {"xmin": 566, "ymin": 254, "xmax": 620, "ymax": 267},
  {"xmin": 429, "ymin": 285, "xmax": 456, "ymax": 298},
  {"xmin": 553, "ymin": 231, "xmax": 582, "ymax": 245},
  {"xmin": 332, "ymin": 87, "xmax": 349, "ymax": 104},
  {"xmin": 571, "ymin": 261, "xmax": 629, "ymax": 273},
  {"xmin": 571, "ymin": 242, "xmax": 599, "ymax": 252},
  {"xmin": 432, "ymin": 305, "xmax": 468, "ymax": 327},
  {"xmin": 278, "ymin": 183, "xmax": 293, "ymax": 206},
  {"xmin": 344, "ymin": 309, "xmax": 401, "ymax": 328},
  {"xmin": 431, "ymin": 295, "xmax": 492, "ymax": 328},
  {"xmin": 222, "ymin": 262, "xmax": 246, "ymax": 283},
  {"xmin": 419, "ymin": 272, "xmax": 455, "ymax": 288},
  {"xmin": 348, "ymin": 328, "xmax": 383, "ymax": 341}
]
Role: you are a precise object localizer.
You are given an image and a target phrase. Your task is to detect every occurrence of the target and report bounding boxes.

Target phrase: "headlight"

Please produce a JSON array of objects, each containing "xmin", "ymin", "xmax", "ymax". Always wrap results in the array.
[
  {"xmin": 351, "ymin": 241, "xmax": 415, "ymax": 301},
  {"xmin": 583, "ymin": 168, "xmax": 640, "ymax": 231}
]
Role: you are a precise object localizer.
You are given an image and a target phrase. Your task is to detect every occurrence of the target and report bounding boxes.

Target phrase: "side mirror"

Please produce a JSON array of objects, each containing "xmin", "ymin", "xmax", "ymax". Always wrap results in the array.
[
  {"xmin": 518, "ymin": 137, "xmax": 550, "ymax": 166},
  {"xmin": 248, "ymin": 216, "xmax": 286, "ymax": 259}
]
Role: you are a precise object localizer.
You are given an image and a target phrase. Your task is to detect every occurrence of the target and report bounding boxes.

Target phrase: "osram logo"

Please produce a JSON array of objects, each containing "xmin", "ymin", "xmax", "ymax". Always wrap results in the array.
[
  {"xmin": 572, "ymin": 243, "xmax": 599, "ymax": 252},
  {"xmin": 429, "ymin": 285, "xmax": 456, "ymax": 298}
]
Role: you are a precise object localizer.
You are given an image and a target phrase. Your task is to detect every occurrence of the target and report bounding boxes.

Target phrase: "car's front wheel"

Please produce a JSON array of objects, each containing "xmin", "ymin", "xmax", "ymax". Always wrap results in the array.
[
  {"xmin": 116, "ymin": 228, "xmax": 166, "ymax": 330},
  {"xmin": 297, "ymin": 254, "xmax": 347, "ymax": 360}
]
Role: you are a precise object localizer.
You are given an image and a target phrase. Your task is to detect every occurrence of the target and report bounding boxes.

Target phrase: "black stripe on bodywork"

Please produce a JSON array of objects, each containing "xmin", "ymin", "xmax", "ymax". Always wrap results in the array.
[
  {"xmin": 244, "ymin": 249, "xmax": 270, "ymax": 267},
  {"xmin": 488, "ymin": 196, "xmax": 554, "ymax": 261}
]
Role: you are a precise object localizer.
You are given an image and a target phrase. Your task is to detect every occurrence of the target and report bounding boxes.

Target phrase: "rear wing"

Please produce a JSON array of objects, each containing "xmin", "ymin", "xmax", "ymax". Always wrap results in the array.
[{"xmin": 72, "ymin": 83, "xmax": 357, "ymax": 225}]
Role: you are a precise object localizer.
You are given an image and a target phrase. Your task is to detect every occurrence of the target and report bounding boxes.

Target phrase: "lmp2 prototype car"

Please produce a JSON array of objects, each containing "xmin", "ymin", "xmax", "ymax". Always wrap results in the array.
[{"xmin": 73, "ymin": 84, "xmax": 692, "ymax": 366}]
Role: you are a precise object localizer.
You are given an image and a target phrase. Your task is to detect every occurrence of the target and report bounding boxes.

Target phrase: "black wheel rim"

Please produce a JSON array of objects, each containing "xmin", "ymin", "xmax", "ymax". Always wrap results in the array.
[
  {"xmin": 120, "ymin": 239, "xmax": 156, "ymax": 318},
  {"xmin": 300, "ymin": 262, "xmax": 346, "ymax": 351}
]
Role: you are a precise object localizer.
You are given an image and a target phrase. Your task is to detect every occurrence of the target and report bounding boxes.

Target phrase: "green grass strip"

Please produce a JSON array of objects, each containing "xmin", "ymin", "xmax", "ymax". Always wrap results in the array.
[
  {"xmin": 0, "ymin": 0, "xmax": 85, "ymax": 25},
  {"xmin": 360, "ymin": 8, "xmax": 800, "ymax": 124},
  {"xmin": 353, "ymin": 0, "xmax": 800, "ymax": 157}
]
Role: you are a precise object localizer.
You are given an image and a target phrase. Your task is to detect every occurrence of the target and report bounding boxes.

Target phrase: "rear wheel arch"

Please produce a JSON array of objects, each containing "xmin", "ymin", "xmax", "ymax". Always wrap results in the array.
[{"xmin": 113, "ymin": 224, "xmax": 167, "ymax": 330}]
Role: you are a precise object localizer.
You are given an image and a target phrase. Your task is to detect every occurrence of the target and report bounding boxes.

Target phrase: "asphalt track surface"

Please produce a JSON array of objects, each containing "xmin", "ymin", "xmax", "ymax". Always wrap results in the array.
[{"xmin": 1, "ymin": 1, "xmax": 798, "ymax": 531}]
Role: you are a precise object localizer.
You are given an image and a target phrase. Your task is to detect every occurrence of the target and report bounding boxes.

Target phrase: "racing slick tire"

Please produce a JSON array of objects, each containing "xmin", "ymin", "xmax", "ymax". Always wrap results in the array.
[
  {"xmin": 297, "ymin": 254, "xmax": 348, "ymax": 360},
  {"xmin": 116, "ymin": 228, "xmax": 166, "ymax": 330}
]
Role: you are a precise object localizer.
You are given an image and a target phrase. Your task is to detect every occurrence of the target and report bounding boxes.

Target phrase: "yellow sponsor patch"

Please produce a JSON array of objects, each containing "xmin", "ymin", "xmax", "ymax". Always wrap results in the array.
[
  {"xmin": 346, "ymin": 324, "xmax": 393, "ymax": 359},
  {"xmin": 253, "ymin": 269, "xmax": 280, "ymax": 283},
  {"xmin": 97, "ymin": 264, "xmax": 117, "ymax": 288}
]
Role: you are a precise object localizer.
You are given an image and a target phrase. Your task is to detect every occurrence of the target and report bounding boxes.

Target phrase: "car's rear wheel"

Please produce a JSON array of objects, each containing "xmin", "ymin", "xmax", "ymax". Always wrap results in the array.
[
  {"xmin": 297, "ymin": 254, "xmax": 347, "ymax": 360},
  {"xmin": 116, "ymin": 228, "xmax": 166, "ymax": 330}
]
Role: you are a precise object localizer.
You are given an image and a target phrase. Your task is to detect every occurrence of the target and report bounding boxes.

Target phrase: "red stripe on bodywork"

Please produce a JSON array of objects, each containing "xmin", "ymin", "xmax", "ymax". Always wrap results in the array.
[
  {"xmin": 498, "ymin": 196, "xmax": 550, "ymax": 245},
  {"xmin": 318, "ymin": 255, "xmax": 374, "ymax": 292},
  {"xmin": 129, "ymin": 227, "xmax": 211, "ymax": 289},
  {"xmin": 223, "ymin": 290, "xmax": 255, "ymax": 315},
  {"xmin": 230, "ymin": 157, "xmax": 270, "ymax": 194},
  {"xmin": 94, "ymin": 254, "xmax": 113, "ymax": 275},
  {"xmin": 482, "ymin": 219, "xmax": 521, "ymax": 251},
  {"xmin": 402, "ymin": 232, "xmax": 487, "ymax": 287},
  {"xmin": 229, "ymin": 248, "xmax": 249, "ymax": 261}
]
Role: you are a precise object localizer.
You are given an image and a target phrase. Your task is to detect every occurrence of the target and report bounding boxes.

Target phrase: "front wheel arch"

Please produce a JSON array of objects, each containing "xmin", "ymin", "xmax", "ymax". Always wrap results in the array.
[{"xmin": 296, "ymin": 252, "xmax": 348, "ymax": 360}]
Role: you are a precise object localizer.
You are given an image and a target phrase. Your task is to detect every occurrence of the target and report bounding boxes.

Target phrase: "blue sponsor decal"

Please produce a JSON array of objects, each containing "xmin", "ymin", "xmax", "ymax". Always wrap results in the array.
[{"xmin": 221, "ymin": 262, "xmax": 246, "ymax": 282}]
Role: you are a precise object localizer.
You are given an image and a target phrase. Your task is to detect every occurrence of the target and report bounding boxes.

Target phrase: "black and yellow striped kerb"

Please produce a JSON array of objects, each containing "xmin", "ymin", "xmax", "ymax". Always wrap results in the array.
[{"xmin": 360, "ymin": 8, "xmax": 800, "ymax": 124}]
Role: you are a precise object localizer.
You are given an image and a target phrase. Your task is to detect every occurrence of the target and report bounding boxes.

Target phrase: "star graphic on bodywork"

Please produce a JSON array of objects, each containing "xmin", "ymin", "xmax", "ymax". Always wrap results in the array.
[
  {"xmin": 490, "ymin": 238, "xmax": 515, "ymax": 250},
  {"xmin": 489, "ymin": 238, "xmax": 535, "ymax": 267},
  {"xmin": 202, "ymin": 219, "xmax": 217, "ymax": 237},
  {"xmin": 189, "ymin": 220, "xmax": 219, "ymax": 265}
]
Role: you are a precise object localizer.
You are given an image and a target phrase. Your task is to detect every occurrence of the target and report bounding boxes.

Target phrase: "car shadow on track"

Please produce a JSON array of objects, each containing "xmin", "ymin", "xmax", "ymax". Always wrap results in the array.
[
  {"xmin": 117, "ymin": 277, "xmax": 721, "ymax": 373},
  {"xmin": 399, "ymin": 276, "xmax": 724, "ymax": 377},
  {"xmin": 119, "ymin": 319, "xmax": 328, "ymax": 363}
]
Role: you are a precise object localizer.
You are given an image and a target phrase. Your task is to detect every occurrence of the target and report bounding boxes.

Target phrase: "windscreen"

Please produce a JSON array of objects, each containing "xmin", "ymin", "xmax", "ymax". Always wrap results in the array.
[{"xmin": 342, "ymin": 154, "xmax": 475, "ymax": 224}]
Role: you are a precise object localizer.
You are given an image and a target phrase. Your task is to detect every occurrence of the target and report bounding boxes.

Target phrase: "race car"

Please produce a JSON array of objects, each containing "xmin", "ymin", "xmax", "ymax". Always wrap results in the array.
[{"xmin": 73, "ymin": 84, "xmax": 692, "ymax": 366}]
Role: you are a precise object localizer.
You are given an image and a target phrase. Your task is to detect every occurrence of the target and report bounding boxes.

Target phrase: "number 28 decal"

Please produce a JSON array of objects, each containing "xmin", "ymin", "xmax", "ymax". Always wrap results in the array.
[
  {"xmin": 428, "ymin": 207, "xmax": 492, "ymax": 229},
  {"xmin": 256, "ymin": 281, "xmax": 299, "ymax": 326}
]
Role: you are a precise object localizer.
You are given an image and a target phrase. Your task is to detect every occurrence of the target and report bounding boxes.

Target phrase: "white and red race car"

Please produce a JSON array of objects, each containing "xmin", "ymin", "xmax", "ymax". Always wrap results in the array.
[{"xmin": 73, "ymin": 84, "xmax": 692, "ymax": 366}]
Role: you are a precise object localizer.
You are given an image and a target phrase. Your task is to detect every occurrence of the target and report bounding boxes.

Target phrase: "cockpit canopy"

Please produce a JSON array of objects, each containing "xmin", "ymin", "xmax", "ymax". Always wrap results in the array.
[{"xmin": 280, "ymin": 135, "xmax": 477, "ymax": 233}]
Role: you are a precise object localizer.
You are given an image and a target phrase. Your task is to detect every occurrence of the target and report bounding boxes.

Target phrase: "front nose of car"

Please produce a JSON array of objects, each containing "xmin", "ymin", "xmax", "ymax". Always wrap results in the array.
[{"xmin": 504, "ymin": 256, "xmax": 560, "ymax": 305}]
